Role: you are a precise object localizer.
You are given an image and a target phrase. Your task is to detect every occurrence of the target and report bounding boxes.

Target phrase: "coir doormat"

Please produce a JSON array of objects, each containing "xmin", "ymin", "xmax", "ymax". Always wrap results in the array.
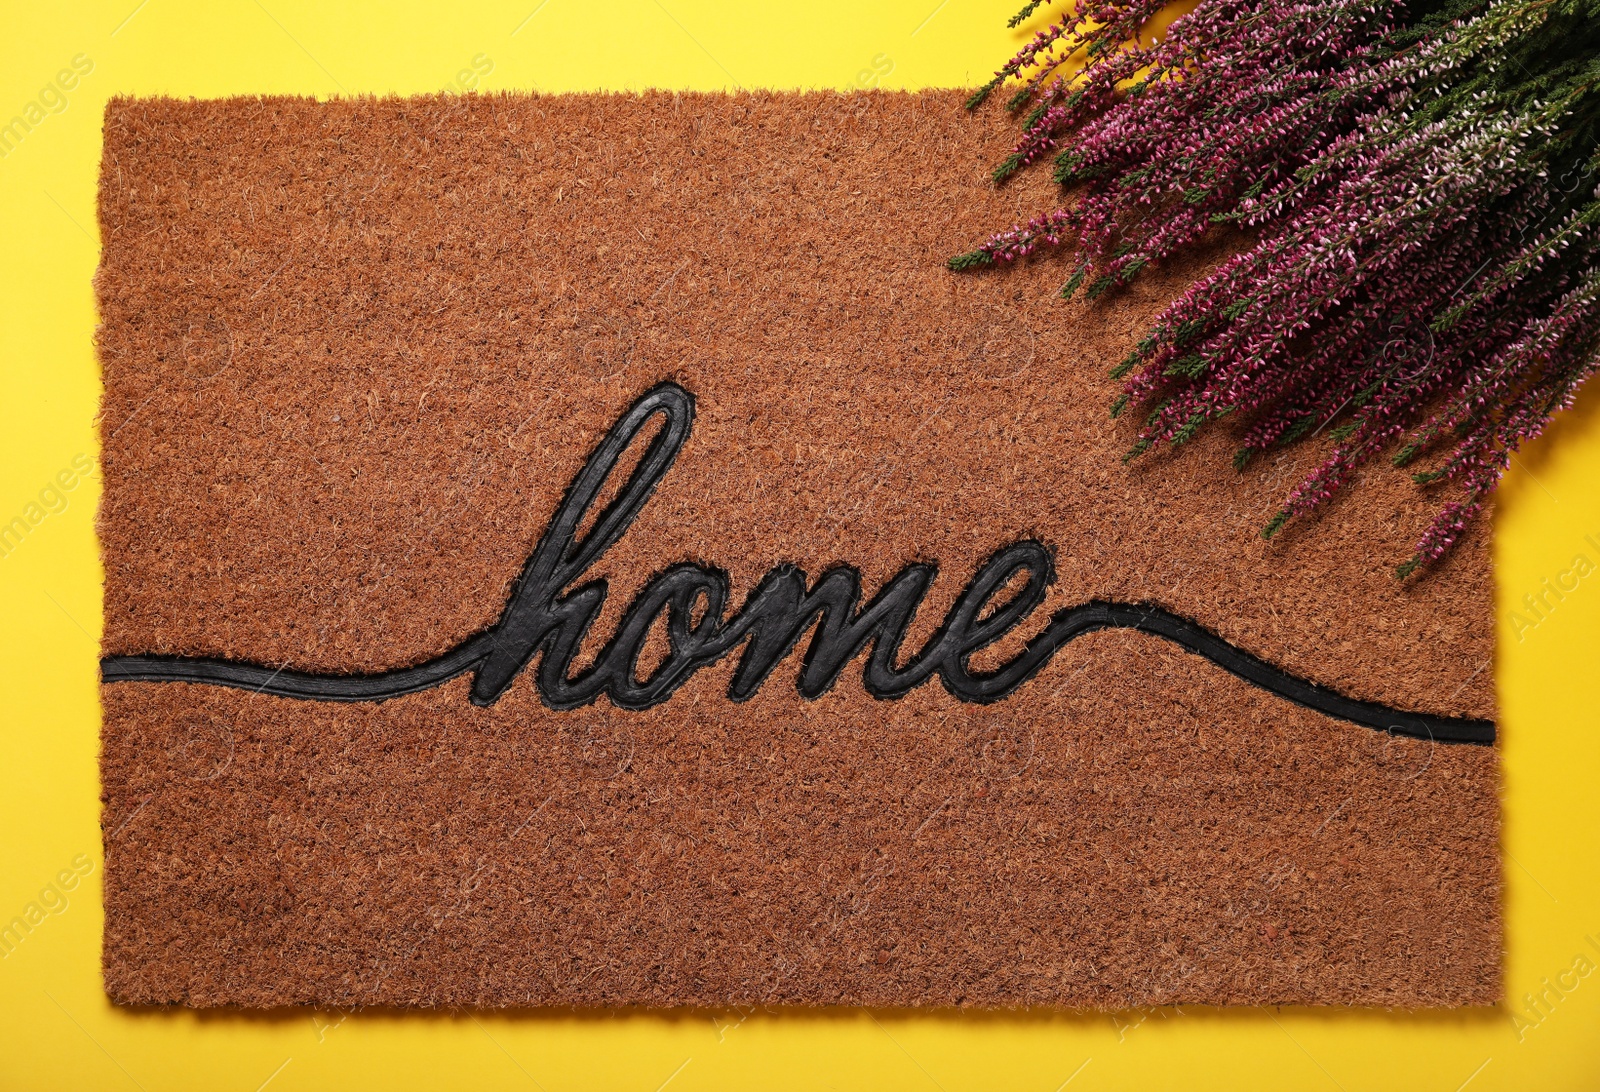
[{"xmin": 96, "ymin": 91, "xmax": 1498, "ymax": 1008}]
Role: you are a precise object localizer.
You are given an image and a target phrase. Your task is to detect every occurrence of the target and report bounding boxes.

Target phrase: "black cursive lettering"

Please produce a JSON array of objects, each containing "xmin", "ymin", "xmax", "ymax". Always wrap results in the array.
[{"xmin": 101, "ymin": 382, "xmax": 1496, "ymax": 744}]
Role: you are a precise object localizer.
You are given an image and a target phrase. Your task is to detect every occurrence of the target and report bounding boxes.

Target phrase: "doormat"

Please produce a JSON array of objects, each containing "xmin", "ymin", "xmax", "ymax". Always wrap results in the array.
[{"xmin": 96, "ymin": 91, "xmax": 1499, "ymax": 1008}]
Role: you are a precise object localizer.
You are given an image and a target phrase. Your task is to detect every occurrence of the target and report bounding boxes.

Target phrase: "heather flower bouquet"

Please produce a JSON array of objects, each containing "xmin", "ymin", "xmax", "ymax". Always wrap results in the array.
[{"xmin": 956, "ymin": 0, "xmax": 1600, "ymax": 576}]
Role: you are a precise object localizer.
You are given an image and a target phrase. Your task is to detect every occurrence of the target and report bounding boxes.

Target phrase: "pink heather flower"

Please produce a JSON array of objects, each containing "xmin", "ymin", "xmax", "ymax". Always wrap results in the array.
[{"xmin": 958, "ymin": 0, "xmax": 1600, "ymax": 575}]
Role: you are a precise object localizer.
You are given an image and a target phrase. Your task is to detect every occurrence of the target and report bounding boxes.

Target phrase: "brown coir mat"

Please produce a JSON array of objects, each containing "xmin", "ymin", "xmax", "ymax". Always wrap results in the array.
[{"xmin": 95, "ymin": 91, "xmax": 1499, "ymax": 1008}]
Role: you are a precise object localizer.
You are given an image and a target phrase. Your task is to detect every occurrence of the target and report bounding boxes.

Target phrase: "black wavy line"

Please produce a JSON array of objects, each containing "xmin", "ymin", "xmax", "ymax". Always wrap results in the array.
[
  {"xmin": 100, "ymin": 382, "xmax": 1492, "ymax": 746},
  {"xmin": 100, "ymin": 602, "xmax": 1493, "ymax": 744}
]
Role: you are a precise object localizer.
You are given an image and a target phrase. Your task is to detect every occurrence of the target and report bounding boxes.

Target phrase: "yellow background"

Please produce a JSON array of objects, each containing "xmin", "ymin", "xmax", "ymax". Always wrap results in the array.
[{"xmin": 2, "ymin": 1, "xmax": 1599, "ymax": 1088}]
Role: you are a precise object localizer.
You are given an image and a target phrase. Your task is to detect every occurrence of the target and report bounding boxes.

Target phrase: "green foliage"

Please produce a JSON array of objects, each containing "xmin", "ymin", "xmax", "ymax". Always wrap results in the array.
[
  {"xmin": 947, "ymin": 250, "xmax": 994, "ymax": 272},
  {"xmin": 1060, "ymin": 266, "xmax": 1089, "ymax": 298},
  {"xmin": 1008, "ymin": 0, "xmax": 1048, "ymax": 28}
]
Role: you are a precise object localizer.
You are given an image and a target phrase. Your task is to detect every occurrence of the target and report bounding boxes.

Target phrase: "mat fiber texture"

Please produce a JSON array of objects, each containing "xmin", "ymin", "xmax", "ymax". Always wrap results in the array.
[{"xmin": 96, "ymin": 91, "xmax": 1499, "ymax": 1008}]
